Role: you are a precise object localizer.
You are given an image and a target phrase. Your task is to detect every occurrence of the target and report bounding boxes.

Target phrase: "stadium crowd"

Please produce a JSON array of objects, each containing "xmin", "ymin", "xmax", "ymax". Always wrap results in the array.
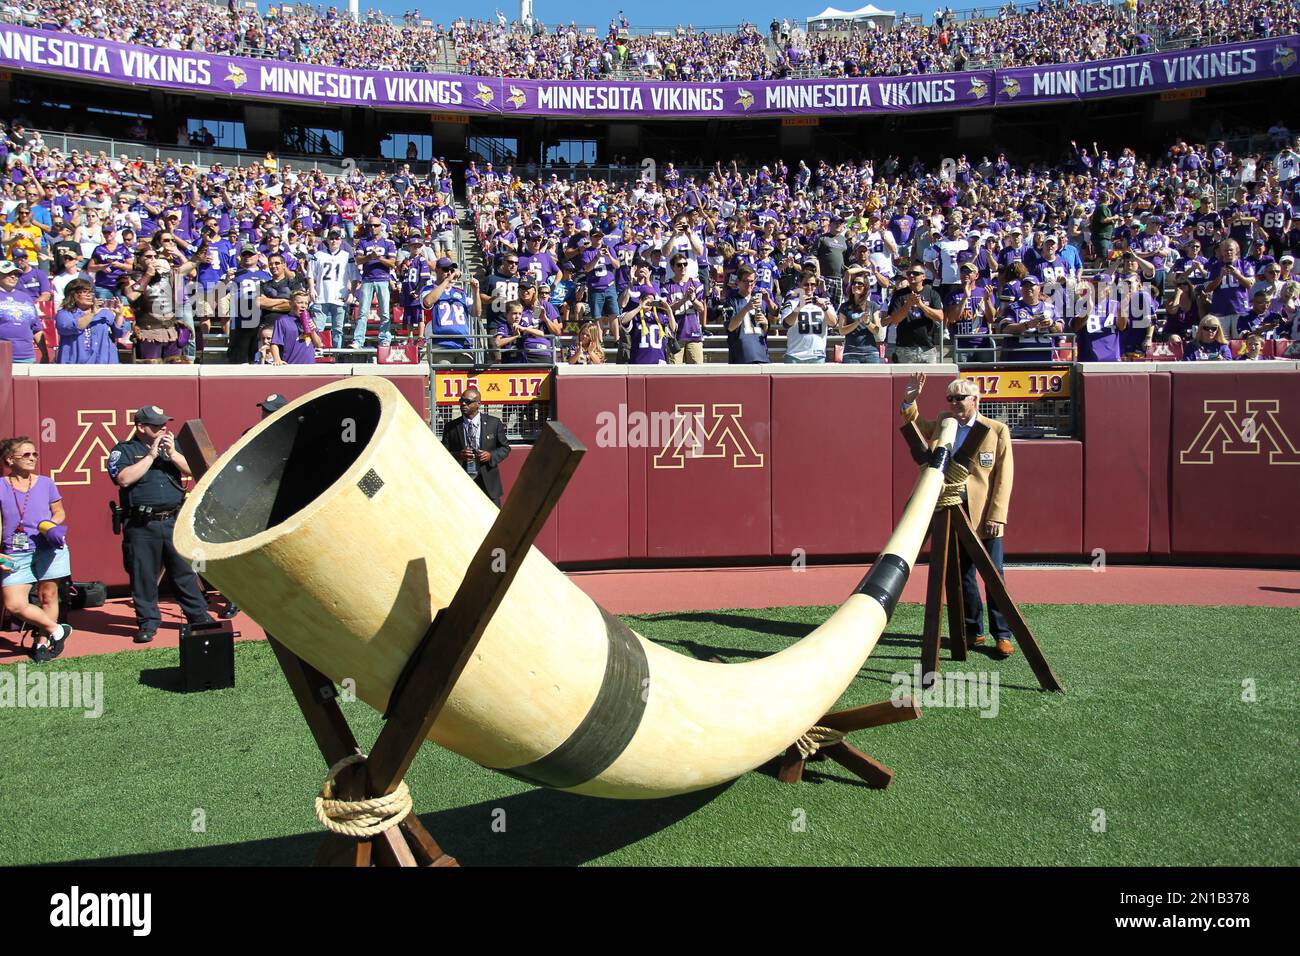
[
  {"xmin": 2, "ymin": 112, "xmax": 1299, "ymax": 367},
  {"xmin": 7, "ymin": 0, "xmax": 1299, "ymax": 81},
  {"xmin": 463, "ymin": 135, "xmax": 1300, "ymax": 364}
]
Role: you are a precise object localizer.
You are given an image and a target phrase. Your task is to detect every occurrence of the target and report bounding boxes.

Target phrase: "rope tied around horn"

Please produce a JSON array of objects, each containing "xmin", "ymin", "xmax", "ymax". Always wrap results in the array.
[
  {"xmin": 936, "ymin": 460, "xmax": 972, "ymax": 510},
  {"xmin": 314, "ymin": 753, "xmax": 413, "ymax": 838},
  {"xmin": 794, "ymin": 725, "xmax": 847, "ymax": 759}
]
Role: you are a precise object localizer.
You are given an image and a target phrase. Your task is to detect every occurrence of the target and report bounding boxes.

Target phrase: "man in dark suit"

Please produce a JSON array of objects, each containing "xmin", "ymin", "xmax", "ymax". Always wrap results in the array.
[{"xmin": 442, "ymin": 387, "xmax": 511, "ymax": 506}]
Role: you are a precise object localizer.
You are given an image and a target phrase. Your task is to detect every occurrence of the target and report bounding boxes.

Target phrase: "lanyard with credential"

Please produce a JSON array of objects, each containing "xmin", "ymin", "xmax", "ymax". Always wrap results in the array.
[{"xmin": 5, "ymin": 477, "xmax": 34, "ymax": 550}]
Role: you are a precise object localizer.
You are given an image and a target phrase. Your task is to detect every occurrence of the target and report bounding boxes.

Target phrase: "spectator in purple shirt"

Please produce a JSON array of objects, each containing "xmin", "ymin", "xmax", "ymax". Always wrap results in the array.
[
  {"xmin": 0, "ymin": 261, "xmax": 44, "ymax": 363},
  {"xmin": 270, "ymin": 290, "xmax": 323, "ymax": 365},
  {"xmin": 351, "ymin": 217, "xmax": 397, "ymax": 349},
  {"xmin": 1183, "ymin": 316, "xmax": 1234, "ymax": 361},
  {"xmin": 55, "ymin": 280, "xmax": 123, "ymax": 364},
  {"xmin": 1206, "ymin": 239, "xmax": 1255, "ymax": 322},
  {"xmin": 13, "ymin": 250, "xmax": 51, "ymax": 308}
]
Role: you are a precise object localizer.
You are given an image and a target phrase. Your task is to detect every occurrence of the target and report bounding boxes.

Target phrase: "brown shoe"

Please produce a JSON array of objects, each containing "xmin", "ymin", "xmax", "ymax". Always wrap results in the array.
[
  {"xmin": 970, "ymin": 635, "xmax": 987, "ymax": 647},
  {"xmin": 995, "ymin": 639, "xmax": 1014, "ymax": 659}
]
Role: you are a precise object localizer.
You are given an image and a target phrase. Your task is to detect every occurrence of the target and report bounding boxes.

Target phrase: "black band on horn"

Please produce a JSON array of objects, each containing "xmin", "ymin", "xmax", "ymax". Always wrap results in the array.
[
  {"xmin": 855, "ymin": 553, "xmax": 910, "ymax": 619},
  {"xmin": 497, "ymin": 608, "xmax": 649, "ymax": 791},
  {"xmin": 929, "ymin": 444, "xmax": 952, "ymax": 472}
]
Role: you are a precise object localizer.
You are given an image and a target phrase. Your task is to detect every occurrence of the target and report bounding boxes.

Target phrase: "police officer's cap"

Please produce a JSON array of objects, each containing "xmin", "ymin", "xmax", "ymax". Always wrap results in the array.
[
  {"xmin": 133, "ymin": 406, "xmax": 172, "ymax": 426},
  {"xmin": 257, "ymin": 394, "xmax": 289, "ymax": 413}
]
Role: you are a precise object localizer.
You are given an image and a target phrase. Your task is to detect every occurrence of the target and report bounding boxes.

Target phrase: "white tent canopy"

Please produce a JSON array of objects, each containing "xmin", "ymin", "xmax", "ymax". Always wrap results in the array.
[{"xmin": 807, "ymin": 4, "xmax": 897, "ymax": 29}]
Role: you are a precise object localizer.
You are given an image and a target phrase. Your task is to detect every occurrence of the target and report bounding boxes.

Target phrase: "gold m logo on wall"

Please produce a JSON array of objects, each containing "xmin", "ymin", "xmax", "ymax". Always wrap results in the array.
[
  {"xmin": 49, "ymin": 410, "xmax": 138, "ymax": 486},
  {"xmin": 652, "ymin": 403, "xmax": 764, "ymax": 470},
  {"xmin": 1179, "ymin": 399, "xmax": 1300, "ymax": 465}
]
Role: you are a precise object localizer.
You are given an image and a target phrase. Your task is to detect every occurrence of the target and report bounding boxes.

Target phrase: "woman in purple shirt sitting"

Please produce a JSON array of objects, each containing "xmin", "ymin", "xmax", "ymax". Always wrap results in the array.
[
  {"xmin": 55, "ymin": 280, "xmax": 123, "ymax": 364},
  {"xmin": 1, "ymin": 436, "xmax": 73, "ymax": 662},
  {"xmin": 1183, "ymin": 316, "xmax": 1234, "ymax": 361}
]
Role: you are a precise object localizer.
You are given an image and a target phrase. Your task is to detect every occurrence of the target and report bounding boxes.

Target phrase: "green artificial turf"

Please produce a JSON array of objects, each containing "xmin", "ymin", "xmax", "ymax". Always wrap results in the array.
[{"xmin": 1, "ymin": 603, "xmax": 1297, "ymax": 866}]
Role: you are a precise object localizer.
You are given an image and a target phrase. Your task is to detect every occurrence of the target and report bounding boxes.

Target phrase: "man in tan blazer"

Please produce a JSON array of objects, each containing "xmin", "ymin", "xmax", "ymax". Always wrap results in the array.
[{"xmin": 902, "ymin": 372, "xmax": 1016, "ymax": 658}]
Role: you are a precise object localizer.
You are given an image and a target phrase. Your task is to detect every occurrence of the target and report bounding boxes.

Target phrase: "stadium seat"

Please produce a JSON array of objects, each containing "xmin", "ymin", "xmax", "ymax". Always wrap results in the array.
[{"xmin": 1146, "ymin": 341, "xmax": 1183, "ymax": 361}]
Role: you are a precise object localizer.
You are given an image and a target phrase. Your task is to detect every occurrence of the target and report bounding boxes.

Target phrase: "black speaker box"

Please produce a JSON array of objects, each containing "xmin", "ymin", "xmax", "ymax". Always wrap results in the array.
[{"xmin": 179, "ymin": 620, "xmax": 237, "ymax": 692}]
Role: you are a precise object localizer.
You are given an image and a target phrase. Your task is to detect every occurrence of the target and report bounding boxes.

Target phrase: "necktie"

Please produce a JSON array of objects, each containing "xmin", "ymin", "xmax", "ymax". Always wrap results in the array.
[{"xmin": 467, "ymin": 419, "xmax": 477, "ymax": 450}]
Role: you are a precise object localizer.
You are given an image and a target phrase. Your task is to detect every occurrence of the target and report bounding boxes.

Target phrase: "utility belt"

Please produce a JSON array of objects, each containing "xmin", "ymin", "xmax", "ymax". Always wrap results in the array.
[{"xmin": 124, "ymin": 504, "xmax": 182, "ymax": 525}]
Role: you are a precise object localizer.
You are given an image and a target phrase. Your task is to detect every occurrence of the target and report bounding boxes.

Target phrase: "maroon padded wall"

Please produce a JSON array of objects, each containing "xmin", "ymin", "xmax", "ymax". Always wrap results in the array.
[
  {"xmin": 0, "ymin": 342, "xmax": 12, "ymax": 437},
  {"xmin": 1081, "ymin": 373, "xmax": 1153, "ymax": 557},
  {"xmin": 639, "ymin": 375, "xmax": 773, "ymax": 560},
  {"xmin": 1148, "ymin": 371, "xmax": 1173, "ymax": 556},
  {"xmin": 770, "ymin": 374, "xmax": 894, "ymax": 560},
  {"xmin": 39, "ymin": 375, "xmax": 201, "ymax": 586},
  {"xmin": 199, "ymin": 373, "xmax": 348, "ymax": 454},
  {"xmin": 551, "ymin": 376, "xmax": 630, "ymax": 564},
  {"xmin": 1169, "ymin": 370, "xmax": 1300, "ymax": 559},
  {"xmin": 498, "ymin": 446, "xmax": 558, "ymax": 562}
]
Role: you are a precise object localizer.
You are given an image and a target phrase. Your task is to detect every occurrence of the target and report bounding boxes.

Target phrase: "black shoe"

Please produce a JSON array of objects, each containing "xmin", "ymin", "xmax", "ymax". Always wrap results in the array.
[
  {"xmin": 218, "ymin": 602, "xmax": 239, "ymax": 620},
  {"xmin": 134, "ymin": 629, "xmax": 156, "ymax": 644},
  {"xmin": 31, "ymin": 642, "xmax": 51, "ymax": 663},
  {"xmin": 48, "ymin": 624, "xmax": 71, "ymax": 659}
]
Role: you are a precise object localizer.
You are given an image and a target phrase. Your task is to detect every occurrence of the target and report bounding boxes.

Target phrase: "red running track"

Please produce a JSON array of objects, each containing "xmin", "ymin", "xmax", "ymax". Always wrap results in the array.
[{"xmin": 3, "ymin": 563, "xmax": 1298, "ymax": 664}]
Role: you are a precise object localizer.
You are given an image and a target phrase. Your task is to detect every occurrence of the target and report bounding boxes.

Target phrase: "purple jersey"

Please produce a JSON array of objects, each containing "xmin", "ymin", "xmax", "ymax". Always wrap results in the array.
[
  {"xmin": 628, "ymin": 309, "xmax": 670, "ymax": 364},
  {"xmin": 357, "ymin": 238, "xmax": 396, "ymax": 283},
  {"xmin": 1208, "ymin": 259, "xmax": 1254, "ymax": 316},
  {"xmin": 400, "ymin": 257, "xmax": 431, "ymax": 310},
  {"xmin": 1076, "ymin": 299, "xmax": 1123, "ymax": 362},
  {"xmin": 92, "ymin": 243, "xmax": 131, "ymax": 292},
  {"xmin": 664, "ymin": 278, "xmax": 705, "ymax": 342},
  {"xmin": 581, "ymin": 246, "xmax": 618, "ymax": 291},
  {"xmin": 945, "ymin": 286, "xmax": 993, "ymax": 349},
  {"xmin": 518, "ymin": 252, "xmax": 559, "ymax": 290}
]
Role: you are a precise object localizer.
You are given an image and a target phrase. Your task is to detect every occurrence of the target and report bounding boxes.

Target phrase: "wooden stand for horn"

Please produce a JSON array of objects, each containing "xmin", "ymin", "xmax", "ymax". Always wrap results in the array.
[
  {"xmin": 177, "ymin": 418, "xmax": 586, "ymax": 867},
  {"xmin": 897, "ymin": 420, "xmax": 1063, "ymax": 694},
  {"xmin": 774, "ymin": 696, "xmax": 921, "ymax": 789}
]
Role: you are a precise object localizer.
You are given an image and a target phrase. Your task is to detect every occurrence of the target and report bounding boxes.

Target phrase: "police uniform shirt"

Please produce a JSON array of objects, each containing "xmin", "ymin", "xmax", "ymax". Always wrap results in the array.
[{"xmin": 106, "ymin": 439, "xmax": 186, "ymax": 508}]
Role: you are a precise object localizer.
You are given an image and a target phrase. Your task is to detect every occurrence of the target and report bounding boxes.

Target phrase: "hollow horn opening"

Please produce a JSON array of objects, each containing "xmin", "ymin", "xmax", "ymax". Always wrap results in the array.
[{"xmin": 191, "ymin": 387, "xmax": 382, "ymax": 545}]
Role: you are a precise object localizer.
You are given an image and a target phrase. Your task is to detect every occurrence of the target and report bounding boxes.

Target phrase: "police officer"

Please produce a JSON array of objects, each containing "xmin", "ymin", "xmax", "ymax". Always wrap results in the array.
[
  {"xmin": 107, "ymin": 405, "xmax": 213, "ymax": 643},
  {"xmin": 217, "ymin": 393, "xmax": 289, "ymax": 620}
]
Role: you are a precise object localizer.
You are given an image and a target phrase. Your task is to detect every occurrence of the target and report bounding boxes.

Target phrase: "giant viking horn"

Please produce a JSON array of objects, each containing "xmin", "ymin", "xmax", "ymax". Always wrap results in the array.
[{"xmin": 174, "ymin": 376, "xmax": 956, "ymax": 799}]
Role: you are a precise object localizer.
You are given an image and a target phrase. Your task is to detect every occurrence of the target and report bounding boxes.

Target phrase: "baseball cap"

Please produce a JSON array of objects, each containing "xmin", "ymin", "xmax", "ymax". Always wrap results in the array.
[
  {"xmin": 12, "ymin": 249, "xmax": 28, "ymax": 259},
  {"xmin": 1022, "ymin": 276, "xmax": 1040, "ymax": 286},
  {"xmin": 435, "ymin": 257, "xmax": 456, "ymax": 270},
  {"xmin": 518, "ymin": 276, "xmax": 536, "ymax": 289},
  {"xmin": 240, "ymin": 244, "xmax": 258, "ymax": 256},
  {"xmin": 133, "ymin": 405, "xmax": 173, "ymax": 426},
  {"xmin": 1281, "ymin": 254, "xmax": 1296, "ymax": 264},
  {"xmin": 257, "ymin": 393, "xmax": 288, "ymax": 413},
  {"xmin": 959, "ymin": 262, "xmax": 978, "ymax": 273},
  {"xmin": 0, "ymin": 261, "xmax": 18, "ymax": 275}
]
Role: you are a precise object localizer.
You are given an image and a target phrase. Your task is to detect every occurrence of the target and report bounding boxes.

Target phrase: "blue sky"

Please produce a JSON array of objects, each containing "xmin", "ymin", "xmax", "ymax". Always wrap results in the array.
[{"xmin": 350, "ymin": 1, "xmax": 948, "ymax": 29}]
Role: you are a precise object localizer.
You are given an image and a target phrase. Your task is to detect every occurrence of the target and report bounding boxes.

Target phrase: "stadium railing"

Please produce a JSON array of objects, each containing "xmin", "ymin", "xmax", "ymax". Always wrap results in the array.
[{"xmin": 21, "ymin": 128, "xmax": 384, "ymax": 176}]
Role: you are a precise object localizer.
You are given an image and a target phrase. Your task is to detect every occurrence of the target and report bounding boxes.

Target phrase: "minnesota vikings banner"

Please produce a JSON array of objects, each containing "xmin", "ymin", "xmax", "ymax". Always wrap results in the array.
[
  {"xmin": 995, "ymin": 35, "xmax": 1300, "ymax": 105},
  {"xmin": 0, "ymin": 22, "xmax": 1295, "ymax": 119}
]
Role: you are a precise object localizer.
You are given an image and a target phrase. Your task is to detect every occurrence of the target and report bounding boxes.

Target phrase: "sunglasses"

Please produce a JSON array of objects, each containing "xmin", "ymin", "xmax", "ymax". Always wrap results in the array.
[
  {"xmin": 459, "ymin": 396, "xmax": 479, "ymax": 405},
  {"xmin": 908, "ymin": 272, "xmax": 925, "ymax": 278},
  {"xmin": 947, "ymin": 395, "xmax": 971, "ymax": 403},
  {"xmin": 14, "ymin": 451, "xmax": 38, "ymax": 458}
]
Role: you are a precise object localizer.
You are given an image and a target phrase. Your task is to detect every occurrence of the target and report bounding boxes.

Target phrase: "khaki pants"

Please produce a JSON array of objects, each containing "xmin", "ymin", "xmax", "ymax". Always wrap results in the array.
[{"xmin": 669, "ymin": 341, "xmax": 705, "ymax": 364}]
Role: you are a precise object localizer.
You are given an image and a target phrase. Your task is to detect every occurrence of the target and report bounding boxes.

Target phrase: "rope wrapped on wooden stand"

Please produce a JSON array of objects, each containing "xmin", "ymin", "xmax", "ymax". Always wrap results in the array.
[
  {"xmin": 314, "ymin": 753, "xmax": 413, "ymax": 838},
  {"xmin": 794, "ymin": 725, "xmax": 847, "ymax": 759},
  {"xmin": 936, "ymin": 460, "xmax": 971, "ymax": 509}
]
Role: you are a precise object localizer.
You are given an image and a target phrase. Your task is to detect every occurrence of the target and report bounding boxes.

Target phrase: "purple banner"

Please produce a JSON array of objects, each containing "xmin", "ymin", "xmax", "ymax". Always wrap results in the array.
[
  {"xmin": 994, "ymin": 35, "xmax": 1300, "ymax": 106},
  {"xmin": 0, "ymin": 22, "xmax": 1294, "ymax": 119}
]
